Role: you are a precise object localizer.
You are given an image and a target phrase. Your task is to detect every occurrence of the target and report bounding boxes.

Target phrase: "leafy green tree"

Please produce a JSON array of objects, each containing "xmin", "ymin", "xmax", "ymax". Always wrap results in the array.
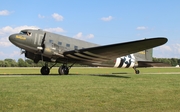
[
  {"xmin": 4, "ymin": 59, "xmax": 17, "ymax": 67},
  {"xmin": 153, "ymin": 57, "xmax": 180, "ymax": 66},
  {"xmin": 18, "ymin": 58, "xmax": 27, "ymax": 67},
  {"xmin": 25, "ymin": 59, "xmax": 34, "ymax": 67},
  {"xmin": 0, "ymin": 60, "xmax": 4, "ymax": 67},
  {"xmin": 178, "ymin": 59, "xmax": 180, "ymax": 65},
  {"xmin": 171, "ymin": 58, "xmax": 178, "ymax": 66},
  {"xmin": 4, "ymin": 61, "xmax": 10, "ymax": 67}
]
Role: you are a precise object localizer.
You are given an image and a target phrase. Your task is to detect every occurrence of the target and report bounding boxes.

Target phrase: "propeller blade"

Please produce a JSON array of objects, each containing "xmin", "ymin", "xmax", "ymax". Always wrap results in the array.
[
  {"xmin": 20, "ymin": 49, "xmax": 26, "ymax": 55},
  {"xmin": 41, "ymin": 32, "xmax": 46, "ymax": 53}
]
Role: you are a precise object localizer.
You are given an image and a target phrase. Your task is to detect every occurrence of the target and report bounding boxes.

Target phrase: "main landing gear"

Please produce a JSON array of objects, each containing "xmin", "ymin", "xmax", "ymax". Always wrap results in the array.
[
  {"xmin": 58, "ymin": 65, "xmax": 69, "ymax": 75},
  {"xmin": 40, "ymin": 63, "xmax": 71, "ymax": 75},
  {"xmin": 41, "ymin": 65, "xmax": 50, "ymax": 75},
  {"xmin": 133, "ymin": 67, "xmax": 140, "ymax": 74}
]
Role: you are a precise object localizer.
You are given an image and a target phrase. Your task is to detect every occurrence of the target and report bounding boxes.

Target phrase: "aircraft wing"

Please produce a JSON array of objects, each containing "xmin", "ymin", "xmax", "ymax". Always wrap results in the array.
[{"xmin": 63, "ymin": 37, "xmax": 167, "ymax": 62}]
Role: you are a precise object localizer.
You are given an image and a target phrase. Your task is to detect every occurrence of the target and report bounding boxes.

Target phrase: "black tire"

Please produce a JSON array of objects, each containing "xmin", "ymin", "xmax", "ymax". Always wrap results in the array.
[
  {"xmin": 58, "ymin": 66, "xmax": 63, "ymax": 75},
  {"xmin": 41, "ymin": 66, "xmax": 50, "ymax": 75},
  {"xmin": 135, "ymin": 70, "xmax": 140, "ymax": 74},
  {"xmin": 58, "ymin": 66, "xmax": 69, "ymax": 75},
  {"xmin": 63, "ymin": 66, "xmax": 69, "ymax": 75}
]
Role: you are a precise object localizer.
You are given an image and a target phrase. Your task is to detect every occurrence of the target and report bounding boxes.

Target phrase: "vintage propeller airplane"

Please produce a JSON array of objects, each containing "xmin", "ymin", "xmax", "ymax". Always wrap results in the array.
[{"xmin": 9, "ymin": 29, "xmax": 168, "ymax": 75}]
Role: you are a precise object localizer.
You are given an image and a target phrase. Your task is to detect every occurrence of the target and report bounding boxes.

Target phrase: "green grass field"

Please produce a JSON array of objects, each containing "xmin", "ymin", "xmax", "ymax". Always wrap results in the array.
[{"xmin": 0, "ymin": 67, "xmax": 180, "ymax": 112}]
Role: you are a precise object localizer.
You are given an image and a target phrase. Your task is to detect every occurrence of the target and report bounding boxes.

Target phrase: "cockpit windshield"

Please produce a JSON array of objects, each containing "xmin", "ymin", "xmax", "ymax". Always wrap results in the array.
[{"xmin": 19, "ymin": 31, "xmax": 32, "ymax": 36}]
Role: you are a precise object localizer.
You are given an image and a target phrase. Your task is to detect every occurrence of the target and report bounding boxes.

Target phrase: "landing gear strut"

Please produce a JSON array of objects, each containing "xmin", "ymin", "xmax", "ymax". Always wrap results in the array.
[{"xmin": 133, "ymin": 67, "xmax": 140, "ymax": 74}]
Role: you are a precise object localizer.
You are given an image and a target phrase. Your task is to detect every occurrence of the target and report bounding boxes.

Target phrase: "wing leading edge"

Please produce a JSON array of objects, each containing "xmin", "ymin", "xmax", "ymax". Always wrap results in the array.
[{"xmin": 63, "ymin": 37, "xmax": 168, "ymax": 62}]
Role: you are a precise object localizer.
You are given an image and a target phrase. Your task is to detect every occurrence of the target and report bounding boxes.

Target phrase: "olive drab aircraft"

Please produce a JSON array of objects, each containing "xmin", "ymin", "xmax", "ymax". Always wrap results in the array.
[{"xmin": 9, "ymin": 29, "xmax": 168, "ymax": 75}]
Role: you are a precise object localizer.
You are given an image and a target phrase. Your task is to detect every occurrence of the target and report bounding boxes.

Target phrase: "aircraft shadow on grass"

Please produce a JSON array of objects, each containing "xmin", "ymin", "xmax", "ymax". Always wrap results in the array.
[
  {"xmin": 0, "ymin": 73, "xmax": 131, "ymax": 78},
  {"xmin": 69, "ymin": 72, "xmax": 131, "ymax": 78},
  {"xmin": 89, "ymin": 74, "xmax": 131, "ymax": 78}
]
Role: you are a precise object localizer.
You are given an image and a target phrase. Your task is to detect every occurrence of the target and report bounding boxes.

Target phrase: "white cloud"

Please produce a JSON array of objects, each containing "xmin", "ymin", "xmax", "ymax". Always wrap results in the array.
[
  {"xmin": 52, "ymin": 13, "xmax": 63, "ymax": 21},
  {"xmin": 9, "ymin": 51, "xmax": 21, "ymax": 58},
  {"xmin": 86, "ymin": 34, "xmax": 94, "ymax": 39},
  {"xmin": 0, "ymin": 51, "xmax": 5, "ymax": 56},
  {"xmin": 44, "ymin": 27, "xmax": 65, "ymax": 33},
  {"xmin": 73, "ymin": 32, "xmax": 94, "ymax": 40},
  {"xmin": 158, "ymin": 45, "xmax": 172, "ymax": 52},
  {"xmin": 0, "ymin": 26, "xmax": 39, "ymax": 35},
  {"xmin": 38, "ymin": 14, "xmax": 45, "ymax": 19},
  {"xmin": 0, "ymin": 50, "xmax": 23, "ymax": 60},
  {"xmin": 101, "ymin": 16, "xmax": 113, "ymax": 21},
  {"xmin": 0, "ymin": 26, "xmax": 39, "ymax": 47},
  {"xmin": 0, "ymin": 10, "xmax": 11, "ymax": 16},
  {"xmin": 0, "ymin": 37, "xmax": 12, "ymax": 47},
  {"xmin": 172, "ymin": 44, "xmax": 180, "ymax": 54},
  {"xmin": 154, "ymin": 44, "xmax": 180, "ymax": 58},
  {"xmin": 136, "ymin": 26, "xmax": 148, "ymax": 30}
]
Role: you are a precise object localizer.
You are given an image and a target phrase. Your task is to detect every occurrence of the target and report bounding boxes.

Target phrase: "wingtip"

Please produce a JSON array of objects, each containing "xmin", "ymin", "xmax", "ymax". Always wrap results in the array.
[
  {"xmin": 148, "ymin": 37, "xmax": 168, "ymax": 44},
  {"xmin": 158, "ymin": 37, "xmax": 168, "ymax": 44}
]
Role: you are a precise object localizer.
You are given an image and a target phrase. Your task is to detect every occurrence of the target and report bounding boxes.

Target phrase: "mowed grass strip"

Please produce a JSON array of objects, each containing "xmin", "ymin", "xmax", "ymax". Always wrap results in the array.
[
  {"xmin": 0, "ymin": 67, "xmax": 180, "ymax": 75},
  {"xmin": 0, "ymin": 67, "xmax": 180, "ymax": 112}
]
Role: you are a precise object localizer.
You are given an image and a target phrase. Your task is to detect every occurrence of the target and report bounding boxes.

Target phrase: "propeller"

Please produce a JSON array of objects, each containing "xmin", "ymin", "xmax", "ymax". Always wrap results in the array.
[
  {"xmin": 20, "ymin": 49, "xmax": 26, "ymax": 55},
  {"xmin": 41, "ymin": 32, "xmax": 46, "ymax": 53},
  {"xmin": 19, "ymin": 49, "xmax": 26, "ymax": 62},
  {"xmin": 39, "ymin": 32, "xmax": 46, "ymax": 62}
]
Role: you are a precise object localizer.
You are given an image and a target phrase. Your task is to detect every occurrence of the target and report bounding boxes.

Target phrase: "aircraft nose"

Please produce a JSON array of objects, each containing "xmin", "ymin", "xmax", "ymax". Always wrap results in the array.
[{"xmin": 9, "ymin": 34, "xmax": 16, "ymax": 43}]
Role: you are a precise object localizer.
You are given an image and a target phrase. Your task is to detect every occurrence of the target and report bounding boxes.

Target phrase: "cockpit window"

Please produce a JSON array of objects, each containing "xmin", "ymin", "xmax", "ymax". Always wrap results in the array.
[
  {"xmin": 20, "ymin": 31, "xmax": 27, "ymax": 34},
  {"xmin": 19, "ymin": 31, "xmax": 32, "ymax": 36}
]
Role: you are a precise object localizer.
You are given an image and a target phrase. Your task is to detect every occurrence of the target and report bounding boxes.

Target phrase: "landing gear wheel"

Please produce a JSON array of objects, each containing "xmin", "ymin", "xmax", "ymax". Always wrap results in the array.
[
  {"xmin": 133, "ymin": 67, "xmax": 140, "ymax": 74},
  {"xmin": 58, "ymin": 65, "xmax": 69, "ymax": 75},
  {"xmin": 135, "ymin": 70, "xmax": 140, "ymax": 74},
  {"xmin": 41, "ymin": 66, "xmax": 50, "ymax": 75}
]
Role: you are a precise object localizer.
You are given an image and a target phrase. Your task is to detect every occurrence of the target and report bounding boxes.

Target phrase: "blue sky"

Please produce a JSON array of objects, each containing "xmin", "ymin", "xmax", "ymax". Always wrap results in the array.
[{"xmin": 0, "ymin": 0, "xmax": 180, "ymax": 60}]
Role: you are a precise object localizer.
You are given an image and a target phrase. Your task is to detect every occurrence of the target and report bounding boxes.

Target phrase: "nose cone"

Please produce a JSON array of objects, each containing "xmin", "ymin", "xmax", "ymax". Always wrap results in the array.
[{"xmin": 9, "ymin": 34, "xmax": 15, "ymax": 43}]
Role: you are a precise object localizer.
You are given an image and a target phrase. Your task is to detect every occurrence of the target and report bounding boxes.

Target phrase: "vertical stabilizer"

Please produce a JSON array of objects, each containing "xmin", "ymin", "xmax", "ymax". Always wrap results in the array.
[
  {"xmin": 134, "ymin": 48, "xmax": 153, "ymax": 61},
  {"xmin": 145, "ymin": 48, "xmax": 153, "ymax": 61}
]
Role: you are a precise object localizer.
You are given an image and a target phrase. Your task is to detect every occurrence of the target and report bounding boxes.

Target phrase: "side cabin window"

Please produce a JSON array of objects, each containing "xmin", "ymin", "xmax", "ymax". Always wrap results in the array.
[
  {"xmin": 74, "ymin": 46, "xmax": 78, "ymax": 50},
  {"xmin": 66, "ymin": 44, "xmax": 70, "ymax": 47},
  {"xmin": 49, "ymin": 40, "xmax": 53, "ymax": 43},
  {"xmin": 58, "ymin": 42, "xmax": 62, "ymax": 46}
]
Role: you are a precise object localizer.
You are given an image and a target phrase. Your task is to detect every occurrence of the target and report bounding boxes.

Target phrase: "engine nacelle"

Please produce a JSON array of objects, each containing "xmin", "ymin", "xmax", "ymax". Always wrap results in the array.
[
  {"xmin": 43, "ymin": 43, "xmax": 54, "ymax": 57},
  {"xmin": 114, "ymin": 54, "xmax": 135, "ymax": 68},
  {"xmin": 43, "ymin": 43, "xmax": 64, "ymax": 59}
]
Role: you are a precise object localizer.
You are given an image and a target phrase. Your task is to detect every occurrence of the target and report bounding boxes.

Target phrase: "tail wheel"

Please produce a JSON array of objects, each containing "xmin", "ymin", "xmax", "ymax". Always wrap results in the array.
[
  {"xmin": 135, "ymin": 70, "xmax": 140, "ymax": 74},
  {"xmin": 133, "ymin": 67, "xmax": 140, "ymax": 74},
  {"xmin": 41, "ymin": 66, "xmax": 50, "ymax": 75},
  {"xmin": 58, "ymin": 65, "xmax": 69, "ymax": 75}
]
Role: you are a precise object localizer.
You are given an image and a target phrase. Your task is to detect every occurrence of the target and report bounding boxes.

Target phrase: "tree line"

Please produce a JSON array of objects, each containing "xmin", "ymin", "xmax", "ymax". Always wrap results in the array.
[
  {"xmin": 0, "ymin": 58, "xmax": 180, "ymax": 67},
  {"xmin": 0, "ymin": 58, "xmax": 87, "ymax": 67},
  {"xmin": 153, "ymin": 58, "xmax": 180, "ymax": 66}
]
